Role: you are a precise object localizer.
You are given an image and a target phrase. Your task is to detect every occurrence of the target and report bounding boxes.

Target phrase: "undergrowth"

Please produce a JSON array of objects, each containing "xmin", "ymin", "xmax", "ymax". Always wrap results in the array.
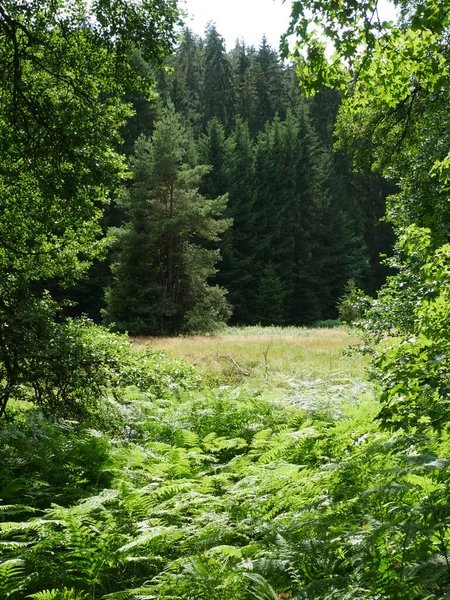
[{"xmin": 2, "ymin": 332, "xmax": 450, "ymax": 599}]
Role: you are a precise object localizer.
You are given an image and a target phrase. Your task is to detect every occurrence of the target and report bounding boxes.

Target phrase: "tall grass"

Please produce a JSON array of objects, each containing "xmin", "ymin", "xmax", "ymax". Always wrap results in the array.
[{"xmin": 132, "ymin": 326, "xmax": 365, "ymax": 387}]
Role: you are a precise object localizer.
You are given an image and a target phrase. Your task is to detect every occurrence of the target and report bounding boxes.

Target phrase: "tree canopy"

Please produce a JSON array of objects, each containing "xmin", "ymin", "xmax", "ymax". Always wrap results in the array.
[
  {"xmin": 0, "ymin": 0, "xmax": 178, "ymax": 286},
  {"xmin": 0, "ymin": 0, "xmax": 179, "ymax": 418},
  {"xmin": 283, "ymin": 0, "xmax": 450, "ymax": 431},
  {"xmin": 105, "ymin": 105, "xmax": 231, "ymax": 335},
  {"xmin": 282, "ymin": 0, "xmax": 449, "ymax": 104}
]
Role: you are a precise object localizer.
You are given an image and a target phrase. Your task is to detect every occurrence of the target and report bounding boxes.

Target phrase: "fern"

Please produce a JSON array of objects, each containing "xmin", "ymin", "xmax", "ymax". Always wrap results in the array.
[
  {"xmin": 27, "ymin": 589, "xmax": 89, "ymax": 600},
  {"xmin": 243, "ymin": 572, "xmax": 280, "ymax": 600},
  {"xmin": 118, "ymin": 526, "xmax": 183, "ymax": 553},
  {"xmin": 0, "ymin": 559, "xmax": 26, "ymax": 598}
]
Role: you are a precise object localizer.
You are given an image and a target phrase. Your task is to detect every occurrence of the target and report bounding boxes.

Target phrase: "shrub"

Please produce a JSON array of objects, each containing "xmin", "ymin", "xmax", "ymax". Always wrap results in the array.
[
  {"xmin": 337, "ymin": 279, "xmax": 372, "ymax": 326},
  {"xmin": 0, "ymin": 299, "xmax": 201, "ymax": 422}
]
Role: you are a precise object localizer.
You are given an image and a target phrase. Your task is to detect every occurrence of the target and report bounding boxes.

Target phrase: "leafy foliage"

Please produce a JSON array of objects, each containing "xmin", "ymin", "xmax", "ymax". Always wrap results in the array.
[
  {"xmin": 283, "ymin": 0, "xmax": 450, "ymax": 425},
  {"xmin": 0, "ymin": 307, "xmax": 201, "ymax": 420},
  {"xmin": 337, "ymin": 280, "xmax": 371, "ymax": 326},
  {"xmin": 0, "ymin": 0, "xmax": 180, "ymax": 417},
  {"xmin": 0, "ymin": 0, "xmax": 178, "ymax": 286}
]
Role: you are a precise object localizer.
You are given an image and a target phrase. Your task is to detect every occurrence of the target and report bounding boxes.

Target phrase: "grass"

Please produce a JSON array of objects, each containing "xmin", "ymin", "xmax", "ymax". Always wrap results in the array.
[{"xmin": 132, "ymin": 325, "xmax": 366, "ymax": 388}]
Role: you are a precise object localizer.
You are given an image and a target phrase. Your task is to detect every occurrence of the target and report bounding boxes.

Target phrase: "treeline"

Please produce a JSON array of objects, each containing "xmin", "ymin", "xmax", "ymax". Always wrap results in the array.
[{"xmin": 75, "ymin": 25, "xmax": 394, "ymax": 334}]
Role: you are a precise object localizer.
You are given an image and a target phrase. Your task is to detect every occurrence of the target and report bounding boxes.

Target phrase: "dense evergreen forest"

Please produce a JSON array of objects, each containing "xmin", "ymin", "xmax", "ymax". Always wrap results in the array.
[
  {"xmin": 72, "ymin": 25, "xmax": 394, "ymax": 334},
  {"xmin": 2, "ymin": 0, "xmax": 450, "ymax": 599}
]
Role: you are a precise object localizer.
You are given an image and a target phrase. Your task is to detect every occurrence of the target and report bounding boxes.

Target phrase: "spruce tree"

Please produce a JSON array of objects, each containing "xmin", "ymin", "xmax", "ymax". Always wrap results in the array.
[
  {"xmin": 218, "ymin": 119, "xmax": 258, "ymax": 323},
  {"xmin": 198, "ymin": 118, "xmax": 229, "ymax": 199},
  {"xmin": 255, "ymin": 263, "xmax": 286, "ymax": 326},
  {"xmin": 105, "ymin": 105, "xmax": 232, "ymax": 335},
  {"xmin": 166, "ymin": 28, "xmax": 204, "ymax": 133},
  {"xmin": 202, "ymin": 23, "xmax": 235, "ymax": 129},
  {"xmin": 308, "ymin": 88, "xmax": 394, "ymax": 295},
  {"xmin": 254, "ymin": 36, "xmax": 287, "ymax": 128}
]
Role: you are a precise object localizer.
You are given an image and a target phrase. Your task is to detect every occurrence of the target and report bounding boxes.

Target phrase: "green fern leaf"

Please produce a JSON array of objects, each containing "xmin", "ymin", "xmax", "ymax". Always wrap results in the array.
[
  {"xmin": 0, "ymin": 558, "xmax": 26, "ymax": 598},
  {"xmin": 205, "ymin": 545, "xmax": 243, "ymax": 560},
  {"xmin": 118, "ymin": 526, "xmax": 182, "ymax": 552}
]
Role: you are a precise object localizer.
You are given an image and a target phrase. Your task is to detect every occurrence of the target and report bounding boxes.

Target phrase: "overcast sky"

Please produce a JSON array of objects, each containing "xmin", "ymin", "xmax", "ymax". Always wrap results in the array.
[
  {"xmin": 180, "ymin": 0, "xmax": 398, "ymax": 52},
  {"xmin": 180, "ymin": 0, "xmax": 292, "ymax": 51}
]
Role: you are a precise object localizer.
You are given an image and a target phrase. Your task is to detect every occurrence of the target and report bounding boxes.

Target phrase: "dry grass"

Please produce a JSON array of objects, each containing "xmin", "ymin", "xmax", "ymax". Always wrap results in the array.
[{"xmin": 132, "ymin": 326, "xmax": 366, "ymax": 388}]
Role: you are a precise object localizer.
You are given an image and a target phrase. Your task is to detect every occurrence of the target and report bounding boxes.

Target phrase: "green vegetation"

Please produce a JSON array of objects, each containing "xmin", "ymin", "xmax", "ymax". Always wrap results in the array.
[
  {"xmin": 0, "ymin": 0, "xmax": 179, "ymax": 415},
  {"xmin": 70, "ymin": 23, "xmax": 393, "ymax": 330},
  {"xmin": 283, "ymin": 0, "xmax": 450, "ymax": 440},
  {"xmin": 104, "ymin": 104, "xmax": 231, "ymax": 336},
  {"xmin": 2, "ymin": 0, "xmax": 450, "ymax": 598},
  {"xmin": 3, "ymin": 328, "xmax": 450, "ymax": 599}
]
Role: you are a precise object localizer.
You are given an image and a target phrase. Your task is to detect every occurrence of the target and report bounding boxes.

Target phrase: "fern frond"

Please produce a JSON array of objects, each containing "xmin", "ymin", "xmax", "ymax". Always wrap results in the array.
[
  {"xmin": 0, "ymin": 504, "xmax": 38, "ymax": 516},
  {"xmin": 103, "ymin": 588, "xmax": 156, "ymax": 600},
  {"xmin": 27, "ymin": 588, "xmax": 89, "ymax": 599},
  {"xmin": 0, "ymin": 558, "xmax": 26, "ymax": 597},
  {"xmin": 0, "ymin": 519, "xmax": 59, "ymax": 534},
  {"xmin": 0, "ymin": 540, "xmax": 31, "ymax": 549},
  {"xmin": 153, "ymin": 481, "xmax": 196, "ymax": 500},
  {"xmin": 118, "ymin": 526, "xmax": 182, "ymax": 553},
  {"xmin": 175, "ymin": 429, "xmax": 200, "ymax": 448},
  {"xmin": 243, "ymin": 572, "xmax": 280, "ymax": 600},
  {"xmin": 205, "ymin": 545, "xmax": 243, "ymax": 560}
]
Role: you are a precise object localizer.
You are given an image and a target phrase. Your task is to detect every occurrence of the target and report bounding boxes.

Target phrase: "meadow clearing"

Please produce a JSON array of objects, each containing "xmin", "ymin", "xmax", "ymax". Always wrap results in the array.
[{"xmin": 132, "ymin": 325, "xmax": 366, "ymax": 387}]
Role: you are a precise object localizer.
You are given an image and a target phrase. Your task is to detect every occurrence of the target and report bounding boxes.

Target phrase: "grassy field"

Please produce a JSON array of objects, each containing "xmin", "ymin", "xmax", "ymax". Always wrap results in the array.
[{"xmin": 132, "ymin": 325, "xmax": 366, "ymax": 388}]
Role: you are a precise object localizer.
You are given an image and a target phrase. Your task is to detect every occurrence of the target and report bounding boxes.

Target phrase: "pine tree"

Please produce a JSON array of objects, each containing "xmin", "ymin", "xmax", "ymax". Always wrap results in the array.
[{"xmin": 105, "ymin": 105, "xmax": 232, "ymax": 335}]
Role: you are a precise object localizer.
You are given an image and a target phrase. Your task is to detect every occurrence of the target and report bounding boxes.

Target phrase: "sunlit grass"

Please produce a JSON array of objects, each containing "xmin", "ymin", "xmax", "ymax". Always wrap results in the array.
[{"xmin": 132, "ymin": 326, "xmax": 366, "ymax": 388}]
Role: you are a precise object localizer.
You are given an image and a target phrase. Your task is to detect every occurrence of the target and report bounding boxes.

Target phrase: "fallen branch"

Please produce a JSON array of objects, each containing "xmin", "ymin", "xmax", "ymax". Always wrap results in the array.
[{"xmin": 217, "ymin": 354, "xmax": 250, "ymax": 376}]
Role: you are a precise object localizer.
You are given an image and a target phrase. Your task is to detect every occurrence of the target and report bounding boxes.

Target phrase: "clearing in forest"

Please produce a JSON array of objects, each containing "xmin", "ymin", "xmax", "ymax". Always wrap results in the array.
[{"xmin": 132, "ymin": 325, "xmax": 366, "ymax": 387}]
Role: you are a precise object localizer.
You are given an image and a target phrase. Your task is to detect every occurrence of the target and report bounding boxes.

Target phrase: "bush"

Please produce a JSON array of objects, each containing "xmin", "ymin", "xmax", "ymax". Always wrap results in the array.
[
  {"xmin": 337, "ymin": 279, "xmax": 372, "ymax": 326},
  {"xmin": 312, "ymin": 319, "xmax": 342, "ymax": 328},
  {"xmin": 0, "ymin": 289, "xmax": 202, "ymax": 422}
]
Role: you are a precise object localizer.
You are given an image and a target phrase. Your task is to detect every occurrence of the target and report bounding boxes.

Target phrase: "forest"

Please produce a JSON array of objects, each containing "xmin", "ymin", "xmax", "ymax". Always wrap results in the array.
[
  {"xmin": 1, "ymin": 0, "xmax": 450, "ymax": 599},
  {"xmin": 71, "ymin": 24, "xmax": 394, "ymax": 334}
]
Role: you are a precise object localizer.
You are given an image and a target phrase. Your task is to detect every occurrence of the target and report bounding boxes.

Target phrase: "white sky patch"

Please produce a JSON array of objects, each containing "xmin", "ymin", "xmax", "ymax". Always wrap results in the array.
[
  {"xmin": 180, "ymin": 0, "xmax": 398, "ymax": 51},
  {"xmin": 180, "ymin": 0, "xmax": 291, "ymax": 51}
]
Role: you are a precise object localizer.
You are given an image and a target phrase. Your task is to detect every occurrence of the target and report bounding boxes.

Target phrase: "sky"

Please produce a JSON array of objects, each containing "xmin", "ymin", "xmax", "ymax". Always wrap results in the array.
[
  {"xmin": 180, "ymin": 0, "xmax": 398, "ymax": 52},
  {"xmin": 180, "ymin": 0, "xmax": 292, "ymax": 51}
]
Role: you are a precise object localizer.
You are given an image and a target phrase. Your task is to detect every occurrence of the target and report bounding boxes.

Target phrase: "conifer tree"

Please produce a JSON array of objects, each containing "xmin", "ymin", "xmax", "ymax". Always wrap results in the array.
[
  {"xmin": 218, "ymin": 119, "xmax": 258, "ymax": 323},
  {"xmin": 105, "ymin": 105, "xmax": 231, "ymax": 335},
  {"xmin": 75, "ymin": 23, "xmax": 393, "ymax": 327},
  {"xmin": 253, "ymin": 36, "xmax": 287, "ymax": 129},
  {"xmin": 231, "ymin": 42, "xmax": 260, "ymax": 135},
  {"xmin": 166, "ymin": 28, "xmax": 204, "ymax": 133},
  {"xmin": 308, "ymin": 88, "xmax": 394, "ymax": 295},
  {"xmin": 198, "ymin": 118, "xmax": 229, "ymax": 199},
  {"xmin": 202, "ymin": 23, "xmax": 235, "ymax": 128},
  {"xmin": 254, "ymin": 112, "xmax": 316, "ymax": 323},
  {"xmin": 255, "ymin": 263, "xmax": 286, "ymax": 325}
]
